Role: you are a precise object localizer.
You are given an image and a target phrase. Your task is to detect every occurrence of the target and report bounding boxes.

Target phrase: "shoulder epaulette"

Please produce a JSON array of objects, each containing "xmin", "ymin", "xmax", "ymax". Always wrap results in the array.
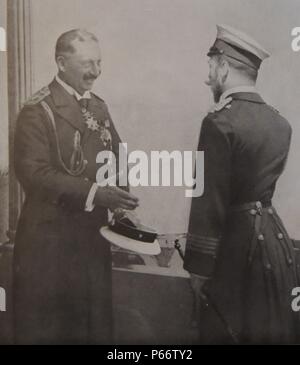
[
  {"xmin": 24, "ymin": 86, "xmax": 51, "ymax": 106},
  {"xmin": 209, "ymin": 97, "xmax": 232, "ymax": 113},
  {"xmin": 267, "ymin": 104, "xmax": 279, "ymax": 114}
]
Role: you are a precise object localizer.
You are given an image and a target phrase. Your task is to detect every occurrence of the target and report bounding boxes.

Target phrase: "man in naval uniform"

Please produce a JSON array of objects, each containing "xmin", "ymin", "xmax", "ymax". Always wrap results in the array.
[
  {"xmin": 13, "ymin": 29, "xmax": 139, "ymax": 345},
  {"xmin": 184, "ymin": 25, "xmax": 299, "ymax": 344}
]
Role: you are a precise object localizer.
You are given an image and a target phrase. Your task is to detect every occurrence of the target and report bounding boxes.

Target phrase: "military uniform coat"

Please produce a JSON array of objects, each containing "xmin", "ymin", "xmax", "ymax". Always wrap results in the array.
[
  {"xmin": 184, "ymin": 92, "xmax": 299, "ymax": 344},
  {"xmin": 13, "ymin": 79, "xmax": 123, "ymax": 344}
]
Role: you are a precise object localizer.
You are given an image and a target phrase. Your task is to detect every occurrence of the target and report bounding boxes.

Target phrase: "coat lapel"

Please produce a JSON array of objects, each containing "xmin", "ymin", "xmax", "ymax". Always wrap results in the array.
[
  {"xmin": 48, "ymin": 79, "xmax": 85, "ymax": 134},
  {"xmin": 48, "ymin": 79, "xmax": 111, "ymax": 147}
]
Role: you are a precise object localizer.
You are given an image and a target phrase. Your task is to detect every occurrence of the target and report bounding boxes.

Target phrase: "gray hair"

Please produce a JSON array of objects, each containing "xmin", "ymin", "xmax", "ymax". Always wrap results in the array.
[{"xmin": 55, "ymin": 29, "xmax": 99, "ymax": 60}]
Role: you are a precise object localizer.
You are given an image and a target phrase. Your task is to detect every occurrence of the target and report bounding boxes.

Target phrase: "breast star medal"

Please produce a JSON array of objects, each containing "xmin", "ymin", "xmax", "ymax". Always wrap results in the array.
[
  {"xmin": 82, "ymin": 110, "xmax": 100, "ymax": 131},
  {"xmin": 82, "ymin": 109, "xmax": 112, "ymax": 149},
  {"xmin": 85, "ymin": 116, "xmax": 100, "ymax": 131}
]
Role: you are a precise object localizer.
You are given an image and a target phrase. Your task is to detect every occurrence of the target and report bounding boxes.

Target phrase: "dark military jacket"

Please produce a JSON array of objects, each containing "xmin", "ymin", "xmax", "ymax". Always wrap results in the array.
[
  {"xmin": 13, "ymin": 79, "xmax": 122, "ymax": 344},
  {"xmin": 184, "ymin": 92, "xmax": 299, "ymax": 344}
]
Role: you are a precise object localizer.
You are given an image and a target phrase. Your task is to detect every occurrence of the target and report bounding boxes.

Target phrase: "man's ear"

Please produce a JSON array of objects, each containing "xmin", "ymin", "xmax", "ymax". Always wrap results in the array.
[
  {"xmin": 220, "ymin": 58, "xmax": 229, "ymax": 84},
  {"xmin": 56, "ymin": 55, "xmax": 66, "ymax": 72}
]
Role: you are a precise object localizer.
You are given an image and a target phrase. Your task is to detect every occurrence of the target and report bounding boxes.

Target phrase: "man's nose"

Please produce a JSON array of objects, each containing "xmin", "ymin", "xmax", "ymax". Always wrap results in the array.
[{"xmin": 90, "ymin": 63, "xmax": 101, "ymax": 77}]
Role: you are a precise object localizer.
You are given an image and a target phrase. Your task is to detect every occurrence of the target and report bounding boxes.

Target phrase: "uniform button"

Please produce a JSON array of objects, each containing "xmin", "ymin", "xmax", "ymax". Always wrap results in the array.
[
  {"xmin": 258, "ymin": 234, "xmax": 264, "ymax": 241},
  {"xmin": 277, "ymin": 233, "xmax": 283, "ymax": 239},
  {"xmin": 268, "ymin": 208, "xmax": 273, "ymax": 215},
  {"xmin": 250, "ymin": 209, "xmax": 257, "ymax": 215}
]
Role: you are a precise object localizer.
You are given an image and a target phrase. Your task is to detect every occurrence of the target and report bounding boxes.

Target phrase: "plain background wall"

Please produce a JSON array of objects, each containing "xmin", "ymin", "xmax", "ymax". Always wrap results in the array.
[{"xmin": 30, "ymin": 0, "xmax": 300, "ymax": 238}]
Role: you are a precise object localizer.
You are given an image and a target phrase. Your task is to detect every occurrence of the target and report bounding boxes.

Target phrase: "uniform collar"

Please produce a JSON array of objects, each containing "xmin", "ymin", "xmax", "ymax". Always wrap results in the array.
[
  {"xmin": 55, "ymin": 75, "xmax": 91, "ymax": 101},
  {"xmin": 220, "ymin": 85, "xmax": 265, "ymax": 104},
  {"xmin": 49, "ymin": 78, "xmax": 106, "ymax": 134},
  {"xmin": 220, "ymin": 86, "xmax": 257, "ymax": 101},
  {"xmin": 49, "ymin": 78, "xmax": 87, "ymax": 133}
]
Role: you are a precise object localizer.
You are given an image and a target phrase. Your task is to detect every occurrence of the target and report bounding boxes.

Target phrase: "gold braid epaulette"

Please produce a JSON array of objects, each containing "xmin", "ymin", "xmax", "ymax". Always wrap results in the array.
[{"xmin": 24, "ymin": 86, "xmax": 51, "ymax": 106}]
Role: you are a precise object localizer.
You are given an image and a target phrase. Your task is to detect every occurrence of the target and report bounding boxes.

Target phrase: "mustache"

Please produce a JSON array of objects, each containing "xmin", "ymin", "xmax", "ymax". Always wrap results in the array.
[
  {"xmin": 83, "ymin": 74, "xmax": 98, "ymax": 81},
  {"xmin": 205, "ymin": 77, "xmax": 213, "ymax": 86}
]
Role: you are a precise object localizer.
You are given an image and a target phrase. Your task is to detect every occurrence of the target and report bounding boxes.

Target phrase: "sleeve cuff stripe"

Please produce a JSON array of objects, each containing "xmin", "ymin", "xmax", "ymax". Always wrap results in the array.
[
  {"xmin": 187, "ymin": 233, "xmax": 220, "ymax": 244},
  {"xmin": 187, "ymin": 240, "xmax": 219, "ymax": 250},
  {"xmin": 186, "ymin": 245, "xmax": 217, "ymax": 255}
]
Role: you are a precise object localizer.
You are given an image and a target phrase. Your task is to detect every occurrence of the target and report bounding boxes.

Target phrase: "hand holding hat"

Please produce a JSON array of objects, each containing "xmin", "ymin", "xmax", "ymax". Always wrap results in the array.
[{"xmin": 100, "ymin": 209, "xmax": 161, "ymax": 256}]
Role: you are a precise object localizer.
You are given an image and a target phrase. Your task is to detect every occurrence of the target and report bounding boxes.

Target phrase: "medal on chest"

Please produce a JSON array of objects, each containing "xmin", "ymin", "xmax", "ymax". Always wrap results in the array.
[{"xmin": 82, "ymin": 110, "xmax": 113, "ymax": 150}]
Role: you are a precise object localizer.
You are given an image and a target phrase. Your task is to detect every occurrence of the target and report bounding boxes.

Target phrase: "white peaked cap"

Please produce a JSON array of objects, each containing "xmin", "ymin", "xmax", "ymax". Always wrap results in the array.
[
  {"xmin": 208, "ymin": 24, "xmax": 270, "ymax": 69},
  {"xmin": 217, "ymin": 24, "xmax": 270, "ymax": 60}
]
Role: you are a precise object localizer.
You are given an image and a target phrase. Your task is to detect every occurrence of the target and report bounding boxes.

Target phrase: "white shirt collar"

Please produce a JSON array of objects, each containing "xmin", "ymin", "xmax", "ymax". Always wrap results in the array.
[
  {"xmin": 220, "ymin": 85, "xmax": 257, "ymax": 101},
  {"xmin": 55, "ymin": 75, "xmax": 91, "ymax": 100}
]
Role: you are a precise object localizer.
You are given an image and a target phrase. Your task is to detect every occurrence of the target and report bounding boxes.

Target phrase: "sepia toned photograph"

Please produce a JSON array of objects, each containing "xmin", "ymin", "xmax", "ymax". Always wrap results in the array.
[{"xmin": 0, "ymin": 0, "xmax": 300, "ymax": 347}]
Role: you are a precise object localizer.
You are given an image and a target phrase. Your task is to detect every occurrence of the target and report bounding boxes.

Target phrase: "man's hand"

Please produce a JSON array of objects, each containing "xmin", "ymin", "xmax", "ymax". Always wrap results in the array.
[
  {"xmin": 94, "ymin": 186, "xmax": 139, "ymax": 211},
  {"xmin": 190, "ymin": 273, "xmax": 209, "ymax": 328},
  {"xmin": 113, "ymin": 209, "xmax": 141, "ymax": 225},
  {"xmin": 190, "ymin": 273, "xmax": 208, "ymax": 300}
]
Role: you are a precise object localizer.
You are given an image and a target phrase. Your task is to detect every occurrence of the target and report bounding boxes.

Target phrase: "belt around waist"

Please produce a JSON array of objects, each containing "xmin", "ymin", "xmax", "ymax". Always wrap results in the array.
[{"xmin": 230, "ymin": 200, "xmax": 272, "ymax": 214}]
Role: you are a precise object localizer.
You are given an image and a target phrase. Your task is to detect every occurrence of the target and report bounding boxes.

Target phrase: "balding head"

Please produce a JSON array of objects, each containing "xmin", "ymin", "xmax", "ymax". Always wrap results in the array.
[{"xmin": 55, "ymin": 29, "xmax": 99, "ymax": 60}]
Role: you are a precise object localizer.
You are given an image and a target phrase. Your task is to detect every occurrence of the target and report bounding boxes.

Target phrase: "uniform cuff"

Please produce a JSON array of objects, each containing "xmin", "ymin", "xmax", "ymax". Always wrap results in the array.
[
  {"xmin": 85, "ymin": 183, "xmax": 98, "ymax": 212},
  {"xmin": 183, "ymin": 234, "xmax": 220, "ymax": 277}
]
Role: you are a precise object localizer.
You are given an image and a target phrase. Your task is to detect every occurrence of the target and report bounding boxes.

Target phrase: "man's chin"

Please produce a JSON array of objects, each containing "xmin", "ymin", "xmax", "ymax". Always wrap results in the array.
[
  {"xmin": 212, "ymin": 88, "xmax": 222, "ymax": 103},
  {"xmin": 207, "ymin": 84, "xmax": 221, "ymax": 103},
  {"xmin": 211, "ymin": 90, "xmax": 219, "ymax": 103},
  {"xmin": 83, "ymin": 80, "xmax": 96, "ymax": 90},
  {"xmin": 213, "ymin": 94, "xmax": 221, "ymax": 103}
]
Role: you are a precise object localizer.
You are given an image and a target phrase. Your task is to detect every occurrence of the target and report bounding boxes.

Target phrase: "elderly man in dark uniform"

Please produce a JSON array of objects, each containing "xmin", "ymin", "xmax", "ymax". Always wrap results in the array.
[
  {"xmin": 13, "ymin": 29, "xmax": 139, "ymax": 345},
  {"xmin": 184, "ymin": 24, "xmax": 299, "ymax": 344}
]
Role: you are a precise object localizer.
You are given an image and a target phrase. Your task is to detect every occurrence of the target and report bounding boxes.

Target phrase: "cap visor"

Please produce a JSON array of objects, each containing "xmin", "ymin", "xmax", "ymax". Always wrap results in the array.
[{"xmin": 100, "ymin": 226, "xmax": 161, "ymax": 256}]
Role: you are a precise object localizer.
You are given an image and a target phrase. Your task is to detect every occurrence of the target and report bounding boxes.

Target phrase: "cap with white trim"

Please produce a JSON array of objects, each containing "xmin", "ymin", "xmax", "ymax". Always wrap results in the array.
[{"xmin": 207, "ymin": 24, "xmax": 270, "ymax": 70}]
